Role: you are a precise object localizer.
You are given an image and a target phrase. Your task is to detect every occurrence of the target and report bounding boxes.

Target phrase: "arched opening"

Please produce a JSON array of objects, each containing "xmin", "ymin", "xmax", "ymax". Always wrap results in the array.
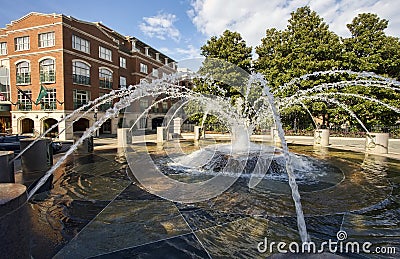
[
  {"xmin": 100, "ymin": 119, "xmax": 112, "ymax": 134},
  {"xmin": 21, "ymin": 118, "xmax": 34, "ymax": 134},
  {"xmin": 73, "ymin": 118, "xmax": 89, "ymax": 132},
  {"xmin": 152, "ymin": 117, "xmax": 164, "ymax": 130},
  {"xmin": 43, "ymin": 118, "xmax": 58, "ymax": 138}
]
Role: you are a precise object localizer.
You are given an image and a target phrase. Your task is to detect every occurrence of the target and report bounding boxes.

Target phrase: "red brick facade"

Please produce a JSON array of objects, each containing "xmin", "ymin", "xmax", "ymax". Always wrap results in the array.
[{"xmin": 0, "ymin": 12, "xmax": 176, "ymax": 138}]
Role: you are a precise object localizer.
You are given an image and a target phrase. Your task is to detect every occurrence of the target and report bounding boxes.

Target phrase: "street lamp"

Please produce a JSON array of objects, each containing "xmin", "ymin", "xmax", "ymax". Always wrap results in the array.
[
  {"xmin": 94, "ymin": 107, "xmax": 98, "ymax": 137},
  {"xmin": 94, "ymin": 107, "xmax": 98, "ymax": 119}
]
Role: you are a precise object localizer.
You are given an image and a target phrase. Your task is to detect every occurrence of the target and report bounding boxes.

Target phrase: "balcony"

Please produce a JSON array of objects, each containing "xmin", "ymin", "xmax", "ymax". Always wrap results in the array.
[
  {"xmin": 73, "ymin": 101, "xmax": 89, "ymax": 110},
  {"xmin": 18, "ymin": 103, "xmax": 32, "ymax": 111},
  {"xmin": 41, "ymin": 102, "xmax": 57, "ymax": 110},
  {"xmin": 99, "ymin": 80, "xmax": 113, "ymax": 89},
  {"xmin": 0, "ymin": 91, "xmax": 10, "ymax": 102},
  {"xmin": 99, "ymin": 102, "xmax": 112, "ymax": 111},
  {"xmin": 40, "ymin": 71, "xmax": 55, "ymax": 83},
  {"xmin": 73, "ymin": 74, "xmax": 90, "ymax": 85},
  {"xmin": 16, "ymin": 73, "xmax": 31, "ymax": 85}
]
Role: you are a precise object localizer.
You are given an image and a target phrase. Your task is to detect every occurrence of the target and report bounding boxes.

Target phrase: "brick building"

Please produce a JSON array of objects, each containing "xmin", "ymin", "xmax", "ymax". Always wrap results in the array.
[{"xmin": 0, "ymin": 12, "xmax": 176, "ymax": 140}]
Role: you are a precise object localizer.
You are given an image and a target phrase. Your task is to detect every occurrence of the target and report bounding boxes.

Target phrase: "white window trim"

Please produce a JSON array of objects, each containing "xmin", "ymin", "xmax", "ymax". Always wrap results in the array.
[
  {"xmin": 38, "ymin": 56, "xmax": 56, "ymax": 63},
  {"xmin": 72, "ymin": 35, "xmax": 90, "ymax": 54},
  {"xmin": 0, "ymin": 42, "xmax": 7, "ymax": 55},
  {"xmin": 38, "ymin": 32, "xmax": 55, "ymax": 48},
  {"xmin": 119, "ymin": 57, "xmax": 126, "ymax": 68},
  {"xmin": 99, "ymin": 46, "xmax": 112, "ymax": 61},
  {"xmin": 72, "ymin": 59, "xmax": 91, "ymax": 67},
  {"xmin": 140, "ymin": 63, "xmax": 148, "ymax": 74},
  {"xmin": 15, "ymin": 36, "xmax": 30, "ymax": 52}
]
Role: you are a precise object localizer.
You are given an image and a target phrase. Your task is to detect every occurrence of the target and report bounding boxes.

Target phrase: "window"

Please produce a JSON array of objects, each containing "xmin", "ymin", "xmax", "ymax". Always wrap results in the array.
[
  {"xmin": 140, "ymin": 63, "xmax": 148, "ymax": 74},
  {"xmin": 41, "ymin": 88, "xmax": 56, "ymax": 110},
  {"xmin": 39, "ymin": 59, "xmax": 55, "ymax": 83},
  {"xmin": 72, "ymin": 35, "xmax": 90, "ymax": 53},
  {"xmin": 16, "ymin": 61, "xmax": 30, "ymax": 84},
  {"xmin": 73, "ymin": 89, "xmax": 90, "ymax": 109},
  {"xmin": 139, "ymin": 117, "xmax": 147, "ymax": 129},
  {"xmin": 152, "ymin": 69, "xmax": 158, "ymax": 78},
  {"xmin": 15, "ymin": 36, "xmax": 30, "ymax": 51},
  {"xmin": 140, "ymin": 99, "xmax": 148, "ymax": 112},
  {"xmin": 0, "ymin": 42, "xmax": 6, "ymax": 55},
  {"xmin": 120, "ymin": 57, "xmax": 126, "ymax": 68},
  {"xmin": 17, "ymin": 89, "xmax": 32, "ymax": 111},
  {"xmin": 72, "ymin": 61, "xmax": 90, "ymax": 85},
  {"xmin": 0, "ymin": 66, "xmax": 10, "ymax": 101},
  {"xmin": 99, "ymin": 68, "xmax": 113, "ymax": 88},
  {"xmin": 39, "ymin": 32, "xmax": 55, "ymax": 48},
  {"xmin": 99, "ymin": 46, "xmax": 112, "ymax": 61},
  {"xmin": 162, "ymin": 102, "xmax": 168, "ymax": 113},
  {"xmin": 119, "ymin": 76, "xmax": 126, "ymax": 88}
]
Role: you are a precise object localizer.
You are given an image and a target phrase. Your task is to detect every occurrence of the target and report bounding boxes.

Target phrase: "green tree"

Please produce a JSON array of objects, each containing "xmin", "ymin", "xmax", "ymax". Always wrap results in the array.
[
  {"xmin": 255, "ymin": 6, "xmax": 342, "ymax": 91},
  {"xmin": 338, "ymin": 13, "xmax": 400, "ymax": 128},
  {"xmin": 188, "ymin": 30, "xmax": 253, "ymax": 126},
  {"xmin": 255, "ymin": 6, "xmax": 342, "ymax": 129},
  {"xmin": 195, "ymin": 30, "xmax": 252, "ymax": 98},
  {"xmin": 343, "ymin": 13, "xmax": 400, "ymax": 79}
]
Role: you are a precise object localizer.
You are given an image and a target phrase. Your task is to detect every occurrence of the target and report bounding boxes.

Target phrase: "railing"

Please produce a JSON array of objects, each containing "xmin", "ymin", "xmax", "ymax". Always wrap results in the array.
[
  {"xmin": 0, "ymin": 91, "xmax": 10, "ymax": 101},
  {"xmin": 40, "ymin": 71, "xmax": 55, "ymax": 83},
  {"xmin": 41, "ymin": 102, "xmax": 57, "ymax": 110},
  {"xmin": 73, "ymin": 74, "xmax": 90, "ymax": 85},
  {"xmin": 99, "ymin": 102, "xmax": 112, "ymax": 111},
  {"xmin": 18, "ymin": 103, "xmax": 32, "ymax": 111},
  {"xmin": 99, "ymin": 80, "xmax": 113, "ymax": 89},
  {"xmin": 73, "ymin": 101, "xmax": 89, "ymax": 110},
  {"xmin": 16, "ymin": 73, "xmax": 31, "ymax": 84}
]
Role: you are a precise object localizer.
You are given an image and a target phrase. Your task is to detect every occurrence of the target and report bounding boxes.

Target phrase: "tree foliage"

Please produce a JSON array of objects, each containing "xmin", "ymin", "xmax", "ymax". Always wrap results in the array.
[
  {"xmin": 255, "ymin": 6, "xmax": 400, "ymax": 129},
  {"xmin": 194, "ymin": 7, "xmax": 400, "ymax": 130}
]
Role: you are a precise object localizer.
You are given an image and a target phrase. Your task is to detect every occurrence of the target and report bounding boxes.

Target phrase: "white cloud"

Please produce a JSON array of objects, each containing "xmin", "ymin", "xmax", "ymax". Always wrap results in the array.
[
  {"xmin": 159, "ymin": 45, "xmax": 202, "ymax": 60},
  {"xmin": 188, "ymin": 0, "xmax": 400, "ymax": 48},
  {"xmin": 139, "ymin": 12, "xmax": 181, "ymax": 42}
]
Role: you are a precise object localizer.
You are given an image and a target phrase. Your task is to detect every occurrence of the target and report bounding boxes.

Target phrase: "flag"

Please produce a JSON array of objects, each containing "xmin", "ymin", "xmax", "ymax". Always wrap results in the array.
[
  {"xmin": 35, "ymin": 85, "xmax": 48, "ymax": 104},
  {"xmin": 16, "ymin": 86, "xmax": 33, "ymax": 103}
]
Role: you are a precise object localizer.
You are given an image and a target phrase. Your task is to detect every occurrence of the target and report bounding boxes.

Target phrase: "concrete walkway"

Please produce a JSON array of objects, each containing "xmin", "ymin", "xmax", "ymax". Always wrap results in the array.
[{"xmin": 90, "ymin": 133, "xmax": 400, "ymax": 161}]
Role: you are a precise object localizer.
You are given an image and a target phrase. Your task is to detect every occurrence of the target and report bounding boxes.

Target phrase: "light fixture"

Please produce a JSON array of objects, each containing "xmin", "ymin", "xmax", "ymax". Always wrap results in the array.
[
  {"xmin": 13, "ymin": 115, "xmax": 16, "ymax": 119},
  {"xmin": 36, "ymin": 115, "xmax": 39, "ymax": 119},
  {"xmin": 60, "ymin": 114, "xmax": 63, "ymax": 119}
]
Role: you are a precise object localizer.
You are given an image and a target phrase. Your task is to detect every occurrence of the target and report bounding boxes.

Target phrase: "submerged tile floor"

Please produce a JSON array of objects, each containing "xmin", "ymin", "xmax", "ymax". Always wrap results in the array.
[{"xmin": 26, "ymin": 144, "xmax": 400, "ymax": 258}]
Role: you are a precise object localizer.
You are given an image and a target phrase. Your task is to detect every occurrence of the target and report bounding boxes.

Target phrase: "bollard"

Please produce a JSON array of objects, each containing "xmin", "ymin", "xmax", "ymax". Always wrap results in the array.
[
  {"xmin": 157, "ymin": 127, "xmax": 167, "ymax": 143},
  {"xmin": 366, "ymin": 133, "xmax": 389, "ymax": 154},
  {"xmin": 73, "ymin": 131, "xmax": 94, "ymax": 154},
  {"xmin": 0, "ymin": 183, "xmax": 30, "ymax": 258},
  {"xmin": 314, "ymin": 129, "xmax": 330, "ymax": 147},
  {"xmin": 194, "ymin": 126, "xmax": 203, "ymax": 141},
  {"xmin": 19, "ymin": 138, "xmax": 53, "ymax": 193},
  {"xmin": 117, "ymin": 128, "xmax": 132, "ymax": 148},
  {"xmin": 0, "ymin": 151, "xmax": 14, "ymax": 183},
  {"xmin": 270, "ymin": 127, "xmax": 281, "ymax": 143},
  {"xmin": 173, "ymin": 117, "xmax": 183, "ymax": 135}
]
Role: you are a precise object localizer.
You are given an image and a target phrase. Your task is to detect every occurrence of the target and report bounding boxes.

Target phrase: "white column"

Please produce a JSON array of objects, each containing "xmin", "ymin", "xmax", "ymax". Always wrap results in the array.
[
  {"xmin": 366, "ymin": 133, "xmax": 389, "ymax": 154},
  {"xmin": 314, "ymin": 129, "xmax": 330, "ymax": 147},
  {"xmin": 194, "ymin": 126, "xmax": 202, "ymax": 141},
  {"xmin": 117, "ymin": 128, "xmax": 131, "ymax": 148},
  {"xmin": 157, "ymin": 126, "xmax": 167, "ymax": 143},
  {"xmin": 0, "ymin": 151, "xmax": 14, "ymax": 183},
  {"xmin": 173, "ymin": 117, "xmax": 182, "ymax": 135}
]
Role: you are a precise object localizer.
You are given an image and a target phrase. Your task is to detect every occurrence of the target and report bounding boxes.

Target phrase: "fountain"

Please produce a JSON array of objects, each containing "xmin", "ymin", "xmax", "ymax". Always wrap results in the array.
[{"xmin": 8, "ymin": 58, "xmax": 400, "ymax": 257}]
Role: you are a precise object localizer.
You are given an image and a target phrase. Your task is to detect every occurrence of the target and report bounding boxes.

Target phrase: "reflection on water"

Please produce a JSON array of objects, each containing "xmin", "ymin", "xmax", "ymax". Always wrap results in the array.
[{"xmin": 28, "ymin": 144, "xmax": 400, "ymax": 258}]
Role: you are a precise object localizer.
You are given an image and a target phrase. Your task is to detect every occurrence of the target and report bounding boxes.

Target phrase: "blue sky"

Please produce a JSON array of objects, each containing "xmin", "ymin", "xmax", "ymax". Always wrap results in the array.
[{"xmin": 1, "ymin": 0, "xmax": 399, "ymax": 63}]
